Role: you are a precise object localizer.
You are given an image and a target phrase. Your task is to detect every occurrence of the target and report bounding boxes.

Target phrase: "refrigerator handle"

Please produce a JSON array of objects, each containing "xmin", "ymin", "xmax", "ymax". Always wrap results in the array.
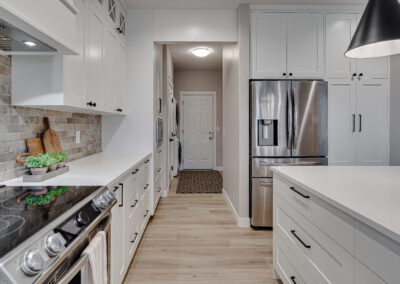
[
  {"xmin": 291, "ymin": 86, "xmax": 297, "ymax": 150},
  {"xmin": 286, "ymin": 88, "xmax": 293, "ymax": 149}
]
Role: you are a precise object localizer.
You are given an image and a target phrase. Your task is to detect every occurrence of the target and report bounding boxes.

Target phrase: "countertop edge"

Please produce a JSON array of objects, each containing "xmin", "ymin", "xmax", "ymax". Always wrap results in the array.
[{"xmin": 271, "ymin": 167, "xmax": 400, "ymax": 244}]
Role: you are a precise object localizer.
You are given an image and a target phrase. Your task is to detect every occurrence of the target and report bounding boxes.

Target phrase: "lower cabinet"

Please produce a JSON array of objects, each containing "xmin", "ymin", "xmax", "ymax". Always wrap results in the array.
[
  {"xmin": 110, "ymin": 155, "xmax": 152, "ymax": 284},
  {"xmin": 273, "ymin": 175, "xmax": 398, "ymax": 284}
]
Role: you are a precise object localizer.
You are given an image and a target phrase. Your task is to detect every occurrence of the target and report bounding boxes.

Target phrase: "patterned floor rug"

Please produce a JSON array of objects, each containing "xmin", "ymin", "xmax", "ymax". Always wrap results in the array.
[{"xmin": 176, "ymin": 170, "xmax": 223, "ymax": 194}]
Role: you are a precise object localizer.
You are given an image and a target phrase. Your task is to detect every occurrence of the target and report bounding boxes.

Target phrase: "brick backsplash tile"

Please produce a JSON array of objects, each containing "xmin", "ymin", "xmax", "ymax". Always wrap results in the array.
[{"xmin": 0, "ymin": 55, "xmax": 102, "ymax": 182}]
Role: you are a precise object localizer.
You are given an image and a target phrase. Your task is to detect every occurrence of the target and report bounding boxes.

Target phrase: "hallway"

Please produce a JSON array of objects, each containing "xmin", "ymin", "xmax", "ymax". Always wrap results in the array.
[{"xmin": 124, "ymin": 179, "xmax": 279, "ymax": 284}]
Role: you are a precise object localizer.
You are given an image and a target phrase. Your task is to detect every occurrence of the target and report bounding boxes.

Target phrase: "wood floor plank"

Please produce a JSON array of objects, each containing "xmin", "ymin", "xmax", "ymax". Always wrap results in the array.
[{"xmin": 124, "ymin": 177, "xmax": 280, "ymax": 284}]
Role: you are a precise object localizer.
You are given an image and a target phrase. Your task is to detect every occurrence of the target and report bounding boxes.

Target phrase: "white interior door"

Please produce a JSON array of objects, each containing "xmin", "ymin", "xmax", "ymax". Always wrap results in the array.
[{"xmin": 182, "ymin": 94, "xmax": 214, "ymax": 170}]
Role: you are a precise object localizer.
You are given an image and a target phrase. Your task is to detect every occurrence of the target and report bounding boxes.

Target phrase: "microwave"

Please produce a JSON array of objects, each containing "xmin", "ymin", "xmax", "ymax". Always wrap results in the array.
[{"xmin": 156, "ymin": 118, "xmax": 163, "ymax": 146}]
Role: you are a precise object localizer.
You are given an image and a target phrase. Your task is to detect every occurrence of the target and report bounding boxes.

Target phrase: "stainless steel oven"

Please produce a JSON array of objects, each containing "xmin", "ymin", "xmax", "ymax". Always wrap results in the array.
[{"xmin": 41, "ymin": 213, "xmax": 112, "ymax": 284}]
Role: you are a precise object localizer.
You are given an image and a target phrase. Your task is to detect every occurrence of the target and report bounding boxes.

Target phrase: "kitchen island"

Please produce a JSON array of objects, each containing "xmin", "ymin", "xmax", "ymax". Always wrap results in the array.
[{"xmin": 272, "ymin": 166, "xmax": 400, "ymax": 284}]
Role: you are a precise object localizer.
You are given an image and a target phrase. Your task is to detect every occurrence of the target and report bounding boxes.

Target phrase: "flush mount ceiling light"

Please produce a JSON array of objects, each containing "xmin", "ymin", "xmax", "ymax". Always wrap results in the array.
[
  {"xmin": 190, "ymin": 47, "xmax": 213, "ymax": 58},
  {"xmin": 23, "ymin": 41, "xmax": 36, "ymax": 47},
  {"xmin": 345, "ymin": 0, "xmax": 400, "ymax": 58}
]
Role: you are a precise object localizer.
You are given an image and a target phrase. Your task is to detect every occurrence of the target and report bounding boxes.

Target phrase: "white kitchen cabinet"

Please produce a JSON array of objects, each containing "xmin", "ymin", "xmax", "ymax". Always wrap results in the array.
[
  {"xmin": 328, "ymin": 79, "xmax": 388, "ymax": 166},
  {"xmin": 115, "ymin": 41, "xmax": 127, "ymax": 113},
  {"xmin": 250, "ymin": 13, "xmax": 287, "ymax": 79},
  {"xmin": 355, "ymin": 79, "xmax": 389, "ymax": 165},
  {"xmin": 325, "ymin": 13, "xmax": 388, "ymax": 80},
  {"xmin": 286, "ymin": 13, "xmax": 323, "ymax": 79},
  {"xmin": 110, "ymin": 183, "xmax": 125, "ymax": 284},
  {"xmin": 250, "ymin": 12, "xmax": 323, "ymax": 79},
  {"xmin": 104, "ymin": 26, "xmax": 117, "ymax": 112}
]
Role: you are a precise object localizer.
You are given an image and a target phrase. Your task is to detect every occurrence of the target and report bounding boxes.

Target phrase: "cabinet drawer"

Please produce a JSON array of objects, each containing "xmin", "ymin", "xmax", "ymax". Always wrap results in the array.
[
  {"xmin": 138, "ymin": 190, "xmax": 151, "ymax": 233},
  {"xmin": 355, "ymin": 220, "xmax": 400, "ymax": 283},
  {"xmin": 275, "ymin": 194, "xmax": 354, "ymax": 284},
  {"xmin": 274, "ymin": 177, "xmax": 355, "ymax": 253},
  {"xmin": 126, "ymin": 225, "xmax": 140, "ymax": 265},
  {"xmin": 139, "ymin": 178, "xmax": 151, "ymax": 200},
  {"xmin": 275, "ymin": 240, "xmax": 307, "ymax": 284},
  {"xmin": 126, "ymin": 191, "xmax": 140, "ymax": 223}
]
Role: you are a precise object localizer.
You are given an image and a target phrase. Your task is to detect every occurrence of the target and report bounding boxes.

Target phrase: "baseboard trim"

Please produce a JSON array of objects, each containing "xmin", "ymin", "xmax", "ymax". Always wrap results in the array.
[
  {"xmin": 214, "ymin": 167, "xmax": 223, "ymax": 171},
  {"xmin": 222, "ymin": 188, "xmax": 250, "ymax": 228}
]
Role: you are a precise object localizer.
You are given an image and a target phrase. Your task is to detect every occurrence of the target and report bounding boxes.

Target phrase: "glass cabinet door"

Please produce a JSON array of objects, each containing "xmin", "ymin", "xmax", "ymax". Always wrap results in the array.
[{"xmin": 108, "ymin": 0, "xmax": 116, "ymax": 22}]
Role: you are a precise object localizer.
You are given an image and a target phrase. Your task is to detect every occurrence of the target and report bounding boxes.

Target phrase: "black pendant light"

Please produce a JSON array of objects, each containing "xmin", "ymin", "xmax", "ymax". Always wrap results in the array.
[{"xmin": 345, "ymin": 0, "xmax": 400, "ymax": 58}]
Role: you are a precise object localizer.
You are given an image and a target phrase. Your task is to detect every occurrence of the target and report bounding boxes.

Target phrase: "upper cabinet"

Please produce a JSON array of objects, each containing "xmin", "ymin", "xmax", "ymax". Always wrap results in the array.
[
  {"xmin": 250, "ymin": 12, "xmax": 324, "ymax": 79},
  {"xmin": 325, "ymin": 13, "xmax": 388, "ymax": 80},
  {"xmin": 11, "ymin": 0, "xmax": 127, "ymax": 115}
]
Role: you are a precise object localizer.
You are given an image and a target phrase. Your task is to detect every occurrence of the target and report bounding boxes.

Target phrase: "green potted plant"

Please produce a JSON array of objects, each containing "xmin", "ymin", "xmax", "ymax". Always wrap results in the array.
[
  {"xmin": 43, "ymin": 152, "xmax": 59, "ymax": 171},
  {"xmin": 57, "ymin": 151, "xmax": 68, "ymax": 168},
  {"xmin": 24, "ymin": 155, "xmax": 48, "ymax": 175}
]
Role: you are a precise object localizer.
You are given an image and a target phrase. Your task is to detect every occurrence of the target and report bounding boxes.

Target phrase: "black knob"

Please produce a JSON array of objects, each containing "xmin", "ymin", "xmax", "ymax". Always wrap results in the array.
[
  {"xmin": 289, "ymin": 73, "xmax": 293, "ymax": 76},
  {"xmin": 359, "ymin": 73, "xmax": 363, "ymax": 77},
  {"xmin": 352, "ymin": 73, "xmax": 357, "ymax": 77},
  {"xmin": 283, "ymin": 73, "xmax": 287, "ymax": 76},
  {"xmin": 87, "ymin": 102, "xmax": 93, "ymax": 106},
  {"xmin": 93, "ymin": 102, "xmax": 97, "ymax": 107},
  {"xmin": 75, "ymin": 212, "xmax": 89, "ymax": 227}
]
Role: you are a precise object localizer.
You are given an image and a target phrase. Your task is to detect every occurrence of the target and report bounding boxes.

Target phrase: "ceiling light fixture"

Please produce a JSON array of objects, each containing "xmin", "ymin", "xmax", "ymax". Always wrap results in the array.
[
  {"xmin": 345, "ymin": 0, "xmax": 400, "ymax": 58},
  {"xmin": 191, "ymin": 47, "xmax": 213, "ymax": 58},
  {"xmin": 23, "ymin": 41, "xmax": 36, "ymax": 47}
]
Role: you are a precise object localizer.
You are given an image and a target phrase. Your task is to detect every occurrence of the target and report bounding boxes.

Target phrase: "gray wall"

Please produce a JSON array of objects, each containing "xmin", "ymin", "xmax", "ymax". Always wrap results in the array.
[
  {"xmin": 0, "ymin": 55, "xmax": 102, "ymax": 182},
  {"xmin": 390, "ymin": 54, "xmax": 400, "ymax": 165}
]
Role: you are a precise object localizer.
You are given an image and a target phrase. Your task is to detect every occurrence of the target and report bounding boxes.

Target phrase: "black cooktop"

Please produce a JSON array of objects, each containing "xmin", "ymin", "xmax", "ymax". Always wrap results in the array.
[{"xmin": 0, "ymin": 185, "xmax": 100, "ymax": 258}]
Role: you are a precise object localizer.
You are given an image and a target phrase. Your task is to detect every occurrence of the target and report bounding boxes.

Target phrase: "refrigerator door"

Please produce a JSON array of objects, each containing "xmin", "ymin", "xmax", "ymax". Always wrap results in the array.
[
  {"xmin": 251, "ymin": 157, "xmax": 328, "ymax": 178},
  {"xmin": 251, "ymin": 80, "xmax": 292, "ymax": 157},
  {"xmin": 291, "ymin": 80, "xmax": 328, "ymax": 157},
  {"xmin": 251, "ymin": 178, "xmax": 273, "ymax": 228}
]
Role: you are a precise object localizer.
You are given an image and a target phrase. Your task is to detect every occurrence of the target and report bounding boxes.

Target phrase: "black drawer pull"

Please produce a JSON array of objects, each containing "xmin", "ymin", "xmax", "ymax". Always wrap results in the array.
[
  {"xmin": 144, "ymin": 210, "xmax": 149, "ymax": 217},
  {"xmin": 291, "ymin": 230, "xmax": 311, "ymax": 249},
  {"xmin": 157, "ymin": 187, "xmax": 162, "ymax": 193},
  {"xmin": 144, "ymin": 159, "xmax": 150, "ymax": 164},
  {"xmin": 158, "ymin": 168, "xmax": 161, "ymax": 173},
  {"xmin": 131, "ymin": 199, "xmax": 138, "ymax": 208},
  {"xmin": 290, "ymin": 276, "xmax": 297, "ymax": 284},
  {"xmin": 132, "ymin": 169, "xmax": 139, "ymax": 174},
  {"xmin": 290, "ymin": 186, "xmax": 310, "ymax": 199},
  {"xmin": 158, "ymin": 150, "xmax": 162, "ymax": 153},
  {"xmin": 131, "ymin": 232, "xmax": 138, "ymax": 244},
  {"xmin": 144, "ymin": 184, "xmax": 149, "ymax": 190}
]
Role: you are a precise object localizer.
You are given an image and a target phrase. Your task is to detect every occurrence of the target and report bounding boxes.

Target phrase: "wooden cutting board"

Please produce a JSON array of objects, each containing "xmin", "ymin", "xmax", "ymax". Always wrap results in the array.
[
  {"xmin": 42, "ymin": 117, "xmax": 62, "ymax": 153},
  {"xmin": 25, "ymin": 138, "xmax": 45, "ymax": 155}
]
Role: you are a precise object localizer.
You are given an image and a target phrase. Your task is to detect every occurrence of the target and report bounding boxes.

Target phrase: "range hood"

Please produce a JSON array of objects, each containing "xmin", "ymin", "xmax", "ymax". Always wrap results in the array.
[{"xmin": 0, "ymin": 0, "xmax": 79, "ymax": 55}]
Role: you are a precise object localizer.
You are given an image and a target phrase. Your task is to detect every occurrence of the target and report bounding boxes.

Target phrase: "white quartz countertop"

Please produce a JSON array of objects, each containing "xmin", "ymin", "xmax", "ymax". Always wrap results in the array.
[
  {"xmin": 272, "ymin": 166, "xmax": 400, "ymax": 243},
  {"xmin": 3, "ymin": 151, "xmax": 151, "ymax": 187}
]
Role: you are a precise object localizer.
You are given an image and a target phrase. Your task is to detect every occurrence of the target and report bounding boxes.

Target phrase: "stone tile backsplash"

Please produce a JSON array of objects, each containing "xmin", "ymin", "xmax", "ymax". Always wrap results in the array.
[{"xmin": 0, "ymin": 55, "xmax": 102, "ymax": 182}]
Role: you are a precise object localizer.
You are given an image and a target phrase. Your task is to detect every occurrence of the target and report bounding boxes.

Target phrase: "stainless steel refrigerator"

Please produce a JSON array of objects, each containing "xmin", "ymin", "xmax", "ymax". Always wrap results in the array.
[{"xmin": 250, "ymin": 80, "xmax": 328, "ymax": 229}]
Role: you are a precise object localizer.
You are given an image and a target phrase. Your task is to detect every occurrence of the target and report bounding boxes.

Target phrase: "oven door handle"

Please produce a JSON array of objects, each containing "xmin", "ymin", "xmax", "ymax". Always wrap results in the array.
[{"xmin": 57, "ymin": 254, "xmax": 89, "ymax": 284}]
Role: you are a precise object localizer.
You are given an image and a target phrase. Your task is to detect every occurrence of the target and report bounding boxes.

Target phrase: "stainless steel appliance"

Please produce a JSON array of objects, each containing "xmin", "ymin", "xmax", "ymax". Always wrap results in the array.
[
  {"xmin": 0, "ymin": 185, "xmax": 116, "ymax": 283},
  {"xmin": 250, "ymin": 80, "xmax": 328, "ymax": 229}
]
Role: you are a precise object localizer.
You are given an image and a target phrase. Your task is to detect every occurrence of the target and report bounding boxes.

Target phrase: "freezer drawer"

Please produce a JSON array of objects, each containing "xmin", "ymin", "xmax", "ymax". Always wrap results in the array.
[
  {"xmin": 252, "ymin": 157, "xmax": 328, "ymax": 178},
  {"xmin": 251, "ymin": 178, "xmax": 273, "ymax": 228}
]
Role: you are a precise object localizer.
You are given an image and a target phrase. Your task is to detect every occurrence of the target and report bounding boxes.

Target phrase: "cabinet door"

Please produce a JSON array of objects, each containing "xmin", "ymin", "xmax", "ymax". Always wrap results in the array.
[
  {"xmin": 86, "ymin": 2, "xmax": 105, "ymax": 109},
  {"xmin": 250, "ymin": 12, "xmax": 287, "ymax": 79},
  {"xmin": 356, "ymin": 79, "xmax": 389, "ymax": 165},
  {"xmin": 325, "ymin": 14, "xmax": 357, "ymax": 80},
  {"xmin": 328, "ymin": 80, "xmax": 357, "ymax": 165},
  {"xmin": 104, "ymin": 27, "xmax": 117, "ymax": 112},
  {"xmin": 64, "ymin": 0, "xmax": 87, "ymax": 108},
  {"xmin": 110, "ymin": 185, "xmax": 125, "ymax": 284},
  {"xmin": 287, "ymin": 13, "xmax": 324, "ymax": 79},
  {"xmin": 115, "ymin": 41, "xmax": 127, "ymax": 113},
  {"xmin": 355, "ymin": 15, "xmax": 388, "ymax": 79}
]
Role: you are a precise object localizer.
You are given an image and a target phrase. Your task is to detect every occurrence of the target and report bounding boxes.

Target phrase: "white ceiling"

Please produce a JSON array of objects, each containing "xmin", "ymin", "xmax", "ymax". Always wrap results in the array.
[
  {"xmin": 169, "ymin": 43, "xmax": 223, "ymax": 71},
  {"xmin": 125, "ymin": 0, "xmax": 366, "ymax": 9}
]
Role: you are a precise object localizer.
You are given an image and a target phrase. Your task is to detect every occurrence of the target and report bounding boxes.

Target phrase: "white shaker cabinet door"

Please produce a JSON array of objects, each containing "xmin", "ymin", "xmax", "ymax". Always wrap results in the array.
[
  {"xmin": 286, "ymin": 13, "xmax": 324, "ymax": 79},
  {"xmin": 86, "ymin": 2, "xmax": 105, "ymax": 110},
  {"xmin": 355, "ymin": 79, "xmax": 389, "ymax": 165},
  {"xmin": 115, "ymin": 41, "xmax": 127, "ymax": 113},
  {"xmin": 325, "ymin": 14, "xmax": 357, "ymax": 80},
  {"xmin": 328, "ymin": 80, "xmax": 357, "ymax": 165},
  {"xmin": 104, "ymin": 27, "xmax": 117, "ymax": 113},
  {"xmin": 250, "ymin": 12, "xmax": 287, "ymax": 79},
  {"xmin": 110, "ymin": 185, "xmax": 125, "ymax": 284}
]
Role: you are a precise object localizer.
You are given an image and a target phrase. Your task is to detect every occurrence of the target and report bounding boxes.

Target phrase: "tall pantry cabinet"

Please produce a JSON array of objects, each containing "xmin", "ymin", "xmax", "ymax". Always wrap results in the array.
[{"xmin": 325, "ymin": 13, "xmax": 389, "ymax": 165}]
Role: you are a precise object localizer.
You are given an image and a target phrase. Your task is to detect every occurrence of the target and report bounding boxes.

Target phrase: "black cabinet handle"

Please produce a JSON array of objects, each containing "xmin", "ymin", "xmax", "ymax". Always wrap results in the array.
[
  {"xmin": 290, "ymin": 276, "xmax": 297, "ymax": 284},
  {"xmin": 359, "ymin": 114, "xmax": 362, "ymax": 132},
  {"xmin": 131, "ymin": 232, "xmax": 138, "ymax": 243},
  {"xmin": 144, "ymin": 184, "xmax": 149, "ymax": 190},
  {"xmin": 93, "ymin": 102, "xmax": 97, "ymax": 107},
  {"xmin": 289, "ymin": 73, "xmax": 293, "ymax": 76},
  {"xmin": 144, "ymin": 210, "xmax": 149, "ymax": 217},
  {"xmin": 144, "ymin": 159, "xmax": 150, "ymax": 164},
  {"xmin": 159, "ymin": 98, "xmax": 162, "ymax": 113},
  {"xmin": 290, "ymin": 230, "xmax": 311, "ymax": 249},
  {"xmin": 158, "ymin": 149, "xmax": 162, "ymax": 153},
  {"xmin": 132, "ymin": 169, "xmax": 139, "ymax": 175},
  {"xmin": 87, "ymin": 102, "xmax": 93, "ymax": 106},
  {"xmin": 157, "ymin": 187, "xmax": 162, "ymax": 193},
  {"xmin": 289, "ymin": 186, "xmax": 310, "ymax": 199},
  {"xmin": 283, "ymin": 72, "xmax": 287, "ymax": 76},
  {"xmin": 158, "ymin": 168, "xmax": 161, "ymax": 173},
  {"xmin": 352, "ymin": 114, "xmax": 356, "ymax": 132},
  {"xmin": 119, "ymin": 183, "xmax": 124, "ymax": 207},
  {"xmin": 113, "ymin": 186, "xmax": 119, "ymax": 192},
  {"xmin": 131, "ymin": 199, "xmax": 138, "ymax": 208}
]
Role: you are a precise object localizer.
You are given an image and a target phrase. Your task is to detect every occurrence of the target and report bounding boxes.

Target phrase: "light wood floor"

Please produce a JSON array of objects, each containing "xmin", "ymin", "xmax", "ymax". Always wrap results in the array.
[{"xmin": 124, "ymin": 176, "xmax": 280, "ymax": 284}]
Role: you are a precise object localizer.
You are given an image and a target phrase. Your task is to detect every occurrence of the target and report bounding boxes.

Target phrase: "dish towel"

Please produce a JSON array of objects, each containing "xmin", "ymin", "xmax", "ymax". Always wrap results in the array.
[{"xmin": 81, "ymin": 231, "xmax": 108, "ymax": 284}]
